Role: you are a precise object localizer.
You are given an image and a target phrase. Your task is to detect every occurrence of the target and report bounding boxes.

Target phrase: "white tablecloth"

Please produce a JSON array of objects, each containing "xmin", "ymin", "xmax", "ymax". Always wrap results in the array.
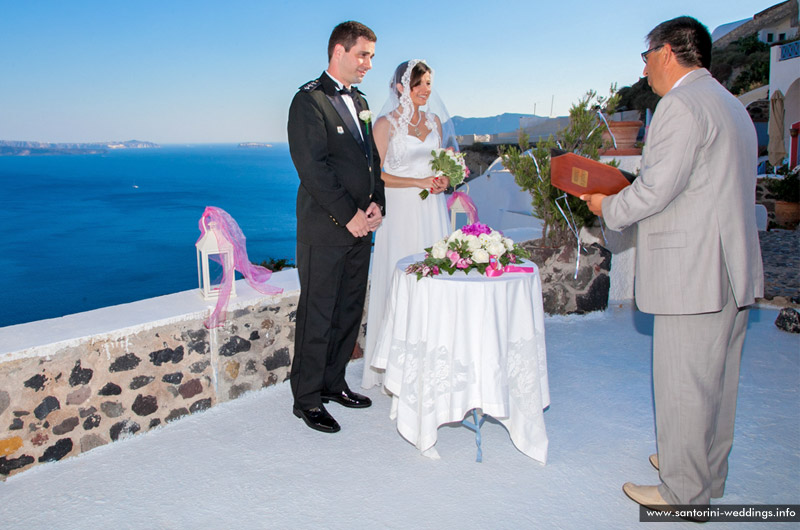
[{"xmin": 371, "ymin": 254, "xmax": 550, "ymax": 463}]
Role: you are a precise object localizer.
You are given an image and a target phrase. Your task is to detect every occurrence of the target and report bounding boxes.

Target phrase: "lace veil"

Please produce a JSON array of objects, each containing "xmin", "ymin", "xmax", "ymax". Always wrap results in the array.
[{"xmin": 376, "ymin": 59, "xmax": 458, "ymax": 168}]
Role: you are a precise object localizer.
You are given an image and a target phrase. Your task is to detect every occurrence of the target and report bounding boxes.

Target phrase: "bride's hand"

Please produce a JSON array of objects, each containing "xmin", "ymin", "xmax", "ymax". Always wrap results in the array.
[
  {"xmin": 419, "ymin": 176, "xmax": 447, "ymax": 194},
  {"xmin": 429, "ymin": 176, "xmax": 448, "ymax": 195}
]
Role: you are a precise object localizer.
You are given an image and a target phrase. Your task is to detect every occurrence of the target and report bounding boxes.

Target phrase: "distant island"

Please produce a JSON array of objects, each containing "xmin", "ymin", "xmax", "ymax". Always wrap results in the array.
[
  {"xmin": 238, "ymin": 142, "xmax": 272, "ymax": 148},
  {"xmin": 0, "ymin": 140, "xmax": 159, "ymax": 156}
]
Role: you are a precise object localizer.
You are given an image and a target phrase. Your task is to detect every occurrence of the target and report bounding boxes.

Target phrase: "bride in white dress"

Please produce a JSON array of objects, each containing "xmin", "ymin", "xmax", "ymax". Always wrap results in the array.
[{"xmin": 362, "ymin": 59, "xmax": 458, "ymax": 389}]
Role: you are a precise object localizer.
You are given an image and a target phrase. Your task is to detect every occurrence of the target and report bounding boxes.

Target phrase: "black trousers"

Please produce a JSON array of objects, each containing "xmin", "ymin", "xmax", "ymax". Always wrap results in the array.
[{"xmin": 291, "ymin": 240, "xmax": 371, "ymax": 410}]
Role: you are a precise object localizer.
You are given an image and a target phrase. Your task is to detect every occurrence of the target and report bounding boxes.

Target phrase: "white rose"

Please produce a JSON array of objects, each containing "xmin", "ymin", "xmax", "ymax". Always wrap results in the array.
[
  {"xmin": 503, "ymin": 237, "xmax": 514, "ymax": 251},
  {"xmin": 488, "ymin": 230, "xmax": 503, "ymax": 242},
  {"xmin": 487, "ymin": 241, "xmax": 506, "ymax": 257},
  {"xmin": 447, "ymin": 229, "xmax": 463, "ymax": 244},
  {"xmin": 466, "ymin": 235, "xmax": 482, "ymax": 251},
  {"xmin": 472, "ymin": 248, "xmax": 490, "ymax": 263},
  {"xmin": 431, "ymin": 240, "xmax": 448, "ymax": 259}
]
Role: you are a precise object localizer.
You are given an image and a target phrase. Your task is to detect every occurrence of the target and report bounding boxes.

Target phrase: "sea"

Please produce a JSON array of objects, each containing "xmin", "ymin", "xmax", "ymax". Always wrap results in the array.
[{"xmin": 0, "ymin": 144, "xmax": 299, "ymax": 328}]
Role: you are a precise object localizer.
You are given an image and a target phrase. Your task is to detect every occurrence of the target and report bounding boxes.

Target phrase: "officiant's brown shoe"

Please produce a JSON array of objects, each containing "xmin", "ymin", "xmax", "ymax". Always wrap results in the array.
[
  {"xmin": 622, "ymin": 483, "xmax": 670, "ymax": 511},
  {"xmin": 623, "ymin": 482, "xmax": 709, "ymax": 523},
  {"xmin": 649, "ymin": 453, "xmax": 659, "ymax": 470}
]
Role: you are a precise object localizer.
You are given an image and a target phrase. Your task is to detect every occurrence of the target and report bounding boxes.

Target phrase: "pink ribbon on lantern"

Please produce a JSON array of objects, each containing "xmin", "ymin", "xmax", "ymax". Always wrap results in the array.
[
  {"xmin": 447, "ymin": 191, "xmax": 480, "ymax": 225},
  {"xmin": 198, "ymin": 206, "xmax": 283, "ymax": 329},
  {"xmin": 484, "ymin": 255, "xmax": 534, "ymax": 277}
]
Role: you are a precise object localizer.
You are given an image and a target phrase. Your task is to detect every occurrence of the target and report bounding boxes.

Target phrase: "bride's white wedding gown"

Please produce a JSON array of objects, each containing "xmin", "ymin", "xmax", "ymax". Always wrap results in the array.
[{"xmin": 362, "ymin": 129, "xmax": 450, "ymax": 389}]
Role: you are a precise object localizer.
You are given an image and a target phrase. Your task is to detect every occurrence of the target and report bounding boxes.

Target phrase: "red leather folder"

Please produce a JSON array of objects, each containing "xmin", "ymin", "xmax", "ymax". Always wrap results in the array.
[{"xmin": 549, "ymin": 149, "xmax": 635, "ymax": 197}]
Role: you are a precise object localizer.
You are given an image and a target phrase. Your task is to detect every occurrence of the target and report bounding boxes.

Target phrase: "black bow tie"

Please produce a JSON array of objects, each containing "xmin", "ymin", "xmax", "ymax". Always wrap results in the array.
[{"xmin": 338, "ymin": 86, "xmax": 358, "ymax": 97}]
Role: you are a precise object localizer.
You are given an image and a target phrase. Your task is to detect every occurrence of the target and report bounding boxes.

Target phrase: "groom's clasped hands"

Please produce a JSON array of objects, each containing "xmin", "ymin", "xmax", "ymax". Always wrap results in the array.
[{"xmin": 345, "ymin": 202, "xmax": 383, "ymax": 238}]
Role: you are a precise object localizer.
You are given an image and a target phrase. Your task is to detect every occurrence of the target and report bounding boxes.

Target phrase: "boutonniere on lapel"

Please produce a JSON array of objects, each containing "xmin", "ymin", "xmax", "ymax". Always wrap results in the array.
[{"xmin": 359, "ymin": 110, "xmax": 375, "ymax": 135}]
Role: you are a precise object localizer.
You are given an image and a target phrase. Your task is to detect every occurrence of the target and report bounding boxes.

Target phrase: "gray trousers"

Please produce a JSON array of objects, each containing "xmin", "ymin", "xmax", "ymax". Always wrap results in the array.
[{"xmin": 653, "ymin": 286, "xmax": 750, "ymax": 505}]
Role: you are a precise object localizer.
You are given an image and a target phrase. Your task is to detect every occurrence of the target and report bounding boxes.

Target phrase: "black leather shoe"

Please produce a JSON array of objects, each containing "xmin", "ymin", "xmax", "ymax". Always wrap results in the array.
[
  {"xmin": 293, "ymin": 405, "xmax": 341, "ymax": 433},
  {"xmin": 320, "ymin": 388, "xmax": 372, "ymax": 408}
]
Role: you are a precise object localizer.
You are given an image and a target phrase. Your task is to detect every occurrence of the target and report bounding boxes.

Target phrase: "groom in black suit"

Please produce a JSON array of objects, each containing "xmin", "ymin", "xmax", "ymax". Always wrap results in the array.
[{"xmin": 287, "ymin": 21, "xmax": 385, "ymax": 433}]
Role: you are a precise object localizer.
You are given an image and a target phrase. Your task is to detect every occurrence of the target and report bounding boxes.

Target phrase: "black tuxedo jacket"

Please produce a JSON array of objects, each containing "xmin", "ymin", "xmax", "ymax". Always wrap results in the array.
[{"xmin": 288, "ymin": 72, "xmax": 385, "ymax": 246}]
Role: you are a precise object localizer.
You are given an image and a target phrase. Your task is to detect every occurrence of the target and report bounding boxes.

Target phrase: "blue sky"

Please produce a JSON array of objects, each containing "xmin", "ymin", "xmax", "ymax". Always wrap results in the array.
[{"xmin": 0, "ymin": 0, "xmax": 776, "ymax": 143}]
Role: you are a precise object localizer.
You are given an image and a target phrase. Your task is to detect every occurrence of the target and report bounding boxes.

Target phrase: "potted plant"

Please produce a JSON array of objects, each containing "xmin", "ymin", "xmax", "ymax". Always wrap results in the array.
[
  {"xmin": 766, "ymin": 164, "xmax": 800, "ymax": 229},
  {"xmin": 500, "ymin": 90, "xmax": 617, "ymax": 314},
  {"xmin": 599, "ymin": 83, "xmax": 643, "ymax": 155}
]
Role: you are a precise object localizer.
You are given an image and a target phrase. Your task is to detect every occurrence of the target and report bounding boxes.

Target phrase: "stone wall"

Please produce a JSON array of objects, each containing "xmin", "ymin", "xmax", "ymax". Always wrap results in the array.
[
  {"xmin": 0, "ymin": 293, "xmax": 302, "ymax": 479},
  {"xmin": 521, "ymin": 241, "xmax": 612, "ymax": 315}
]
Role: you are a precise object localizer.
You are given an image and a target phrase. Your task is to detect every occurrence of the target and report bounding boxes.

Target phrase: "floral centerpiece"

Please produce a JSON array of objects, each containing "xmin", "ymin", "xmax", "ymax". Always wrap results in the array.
[
  {"xmin": 405, "ymin": 222, "xmax": 531, "ymax": 279},
  {"xmin": 420, "ymin": 147, "xmax": 470, "ymax": 199}
]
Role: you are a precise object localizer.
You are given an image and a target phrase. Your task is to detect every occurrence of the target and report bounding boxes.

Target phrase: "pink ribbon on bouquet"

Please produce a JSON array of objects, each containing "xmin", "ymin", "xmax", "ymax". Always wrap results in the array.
[
  {"xmin": 484, "ymin": 255, "xmax": 534, "ymax": 278},
  {"xmin": 198, "ymin": 206, "xmax": 283, "ymax": 329},
  {"xmin": 447, "ymin": 191, "xmax": 479, "ymax": 225}
]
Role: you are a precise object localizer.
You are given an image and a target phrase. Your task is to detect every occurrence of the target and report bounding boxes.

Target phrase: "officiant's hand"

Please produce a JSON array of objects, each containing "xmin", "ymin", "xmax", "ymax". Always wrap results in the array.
[
  {"xmin": 346, "ymin": 209, "xmax": 371, "ymax": 238},
  {"xmin": 580, "ymin": 193, "xmax": 606, "ymax": 217},
  {"xmin": 365, "ymin": 202, "xmax": 383, "ymax": 232}
]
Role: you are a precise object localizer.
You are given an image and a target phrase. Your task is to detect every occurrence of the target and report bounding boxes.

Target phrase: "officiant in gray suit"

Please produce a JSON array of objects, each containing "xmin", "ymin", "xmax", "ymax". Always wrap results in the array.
[{"xmin": 582, "ymin": 16, "xmax": 763, "ymax": 511}]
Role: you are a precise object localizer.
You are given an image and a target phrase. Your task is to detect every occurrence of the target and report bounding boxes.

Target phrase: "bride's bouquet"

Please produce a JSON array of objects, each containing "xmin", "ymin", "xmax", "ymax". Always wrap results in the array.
[
  {"xmin": 420, "ymin": 147, "xmax": 470, "ymax": 199},
  {"xmin": 405, "ymin": 222, "xmax": 531, "ymax": 279}
]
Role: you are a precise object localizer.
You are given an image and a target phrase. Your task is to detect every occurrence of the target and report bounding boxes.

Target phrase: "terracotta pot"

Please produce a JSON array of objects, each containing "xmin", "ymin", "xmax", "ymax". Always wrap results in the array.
[
  {"xmin": 774, "ymin": 200, "xmax": 800, "ymax": 228},
  {"xmin": 600, "ymin": 120, "xmax": 643, "ymax": 156}
]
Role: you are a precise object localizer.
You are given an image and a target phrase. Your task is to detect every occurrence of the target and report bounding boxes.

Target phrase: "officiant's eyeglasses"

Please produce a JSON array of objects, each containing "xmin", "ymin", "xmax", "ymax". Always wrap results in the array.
[{"xmin": 641, "ymin": 45, "xmax": 664, "ymax": 64}]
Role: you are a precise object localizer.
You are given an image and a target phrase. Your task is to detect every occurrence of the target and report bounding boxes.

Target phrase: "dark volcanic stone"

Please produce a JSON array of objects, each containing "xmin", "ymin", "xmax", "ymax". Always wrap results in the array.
[
  {"xmin": 98, "ymin": 383, "xmax": 122, "ymax": 396},
  {"xmin": 219, "ymin": 336, "xmax": 251, "ymax": 357},
  {"xmin": 0, "ymin": 390, "xmax": 9, "ymax": 416},
  {"xmin": 24, "ymin": 374, "xmax": 47, "ymax": 391},
  {"xmin": 80, "ymin": 434, "xmax": 106, "ymax": 452},
  {"xmin": 109, "ymin": 353, "xmax": 142, "ymax": 372},
  {"xmin": 38, "ymin": 438, "xmax": 73, "ymax": 463},
  {"xmin": 288, "ymin": 310, "xmax": 297, "ymax": 322},
  {"xmin": 33, "ymin": 396, "xmax": 60, "ymax": 420},
  {"xmin": 132, "ymin": 395, "xmax": 158, "ymax": 416},
  {"xmin": 13, "ymin": 411, "xmax": 29, "ymax": 417},
  {"xmin": 0, "ymin": 455, "xmax": 35, "ymax": 475},
  {"xmin": 82, "ymin": 414, "xmax": 101, "ymax": 430},
  {"xmin": 184, "ymin": 329, "xmax": 210, "ymax": 355},
  {"xmin": 79, "ymin": 406, "xmax": 97, "ymax": 418},
  {"xmin": 263, "ymin": 347, "xmax": 291, "ymax": 371},
  {"xmin": 229, "ymin": 383, "xmax": 251, "ymax": 400},
  {"xmin": 149, "ymin": 346, "xmax": 184, "ymax": 366},
  {"xmin": 576, "ymin": 274, "xmax": 611, "ymax": 314},
  {"xmin": 9, "ymin": 418, "xmax": 23, "ymax": 430},
  {"xmin": 249, "ymin": 330, "xmax": 260, "ymax": 341},
  {"xmin": 189, "ymin": 360, "xmax": 210, "ymax": 374},
  {"xmin": 53, "ymin": 417, "xmax": 80, "ymax": 435},
  {"xmin": 184, "ymin": 329, "xmax": 207, "ymax": 343},
  {"xmin": 130, "ymin": 375, "xmax": 155, "ymax": 390},
  {"xmin": 66, "ymin": 386, "xmax": 91, "ymax": 405},
  {"xmin": 775, "ymin": 308, "xmax": 800, "ymax": 333},
  {"xmin": 178, "ymin": 379, "xmax": 202, "ymax": 399},
  {"xmin": 69, "ymin": 361, "xmax": 93, "ymax": 387},
  {"xmin": 245, "ymin": 359, "xmax": 258, "ymax": 374},
  {"xmin": 166, "ymin": 408, "xmax": 189, "ymax": 422},
  {"xmin": 100, "ymin": 401, "xmax": 125, "ymax": 418},
  {"xmin": 149, "ymin": 418, "xmax": 161, "ymax": 429},
  {"xmin": 189, "ymin": 398, "xmax": 212, "ymax": 413},
  {"xmin": 109, "ymin": 420, "xmax": 140, "ymax": 441},
  {"xmin": 162, "ymin": 372, "xmax": 183, "ymax": 385}
]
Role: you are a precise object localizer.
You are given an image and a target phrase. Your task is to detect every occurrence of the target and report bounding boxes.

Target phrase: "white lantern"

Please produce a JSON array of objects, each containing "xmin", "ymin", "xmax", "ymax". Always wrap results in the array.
[
  {"xmin": 196, "ymin": 219, "xmax": 236, "ymax": 300},
  {"xmin": 449, "ymin": 184, "xmax": 471, "ymax": 232}
]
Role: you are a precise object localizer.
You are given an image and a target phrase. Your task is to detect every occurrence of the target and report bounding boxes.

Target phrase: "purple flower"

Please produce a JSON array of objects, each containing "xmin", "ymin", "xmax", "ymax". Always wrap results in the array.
[{"xmin": 461, "ymin": 223, "xmax": 491, "ymax": 236}]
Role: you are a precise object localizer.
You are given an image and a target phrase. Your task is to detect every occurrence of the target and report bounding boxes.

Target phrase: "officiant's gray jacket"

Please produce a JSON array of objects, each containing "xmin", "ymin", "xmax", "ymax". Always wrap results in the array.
[
  {"xmin": 288, "ymin": 73, "xmax": 385, "ymax": 246},
  {"xmin": 602, "ymin": 68, "xmax": 763, "ymax": 314}
]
